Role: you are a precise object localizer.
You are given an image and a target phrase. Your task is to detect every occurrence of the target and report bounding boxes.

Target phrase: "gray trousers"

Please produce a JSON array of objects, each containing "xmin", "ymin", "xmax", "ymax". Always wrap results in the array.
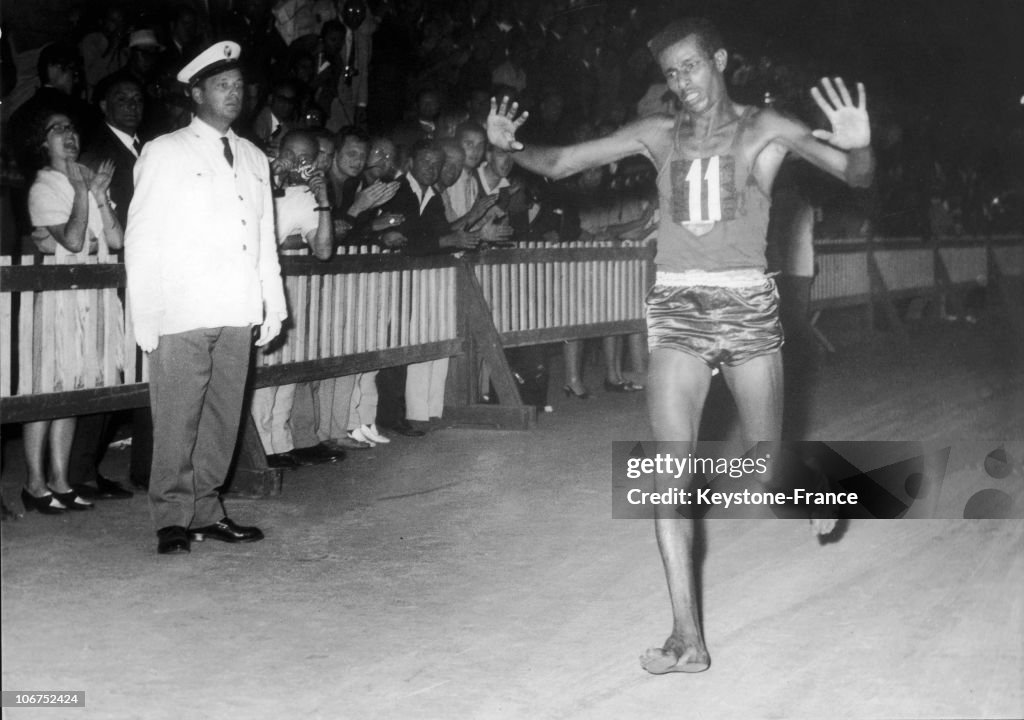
[{"xmin": 148, "ymin": 326, "xmax": 252, "ymax": 530}]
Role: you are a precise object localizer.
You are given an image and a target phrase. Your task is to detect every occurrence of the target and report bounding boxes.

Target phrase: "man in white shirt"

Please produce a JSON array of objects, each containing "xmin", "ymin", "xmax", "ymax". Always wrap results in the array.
[
  {"xmin": 252, "ymin": 129, "xmax": 347, "ymax": 466},
  {"xmin": 448, "ymin": 122, "xmax": 487, "ymax": 220},
  {"xmin": 125, "ymin": 42, "xmax": 287, "ymax": 555}
]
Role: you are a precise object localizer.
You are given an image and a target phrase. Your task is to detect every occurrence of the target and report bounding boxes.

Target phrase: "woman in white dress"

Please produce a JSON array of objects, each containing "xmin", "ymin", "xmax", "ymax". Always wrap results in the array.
[{"xmin": 22, "ymin": 110, "xmax": 123, "ymax": 514}]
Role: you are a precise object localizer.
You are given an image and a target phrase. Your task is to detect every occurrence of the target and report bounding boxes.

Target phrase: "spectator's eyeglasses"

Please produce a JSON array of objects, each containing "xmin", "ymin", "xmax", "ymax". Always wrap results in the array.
[
  {"xmin": 368, "ymin": 149, "xmax": 394, "ymax": 165},
  {"xmin": 45, "ymin": 122, "xmax": 78, "ymax": 136}
]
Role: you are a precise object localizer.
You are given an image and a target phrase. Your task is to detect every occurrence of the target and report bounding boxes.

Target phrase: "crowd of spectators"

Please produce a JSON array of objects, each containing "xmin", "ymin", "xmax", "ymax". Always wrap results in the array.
[{"xmin": 0, "ymin": 0, "xmax": 1020, "ymax": 500}]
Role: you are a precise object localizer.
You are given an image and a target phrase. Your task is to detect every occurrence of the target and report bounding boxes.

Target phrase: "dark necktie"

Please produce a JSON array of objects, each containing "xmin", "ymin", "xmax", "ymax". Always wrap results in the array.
[
  {"xmin": 132, "ymin": 137, "xmax": 142, "ymax": 154},
  {"xmin": 221, "ymin": 137, "xmax": 234, "ymax": 167}
]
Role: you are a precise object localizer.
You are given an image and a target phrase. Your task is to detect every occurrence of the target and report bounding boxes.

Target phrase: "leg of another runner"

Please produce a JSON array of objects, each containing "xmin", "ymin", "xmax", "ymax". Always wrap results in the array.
[{"xmin": 722, "ymin": 351, "xmax": 832, "ymax": 534}]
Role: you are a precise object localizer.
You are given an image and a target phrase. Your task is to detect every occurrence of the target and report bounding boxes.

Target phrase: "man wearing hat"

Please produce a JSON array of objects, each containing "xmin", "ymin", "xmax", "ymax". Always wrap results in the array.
[{"xmin": 125, "ymin": 41, "xmax": 287, "ymax": 555}]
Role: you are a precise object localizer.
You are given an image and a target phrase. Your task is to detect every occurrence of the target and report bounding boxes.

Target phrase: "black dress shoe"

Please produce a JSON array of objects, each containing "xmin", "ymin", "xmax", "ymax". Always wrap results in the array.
[
  {"xmin": 157, "ymin": 525, "xmax": 190, "ymax": 554},
  {"xmin": 20, "ymin": 488, "xmax": 67, "ymax": 515},
  {"xmin": 289, "ymin": 443, "xmax": 346, "ymax": 465},
  {"xmin": 75, "ymin": 475, "xmax": 134, "ymax": 500},
  {"xmin": 49, "ymin": 488, "xmax": 94, "ymax": 511},
  {"xmin": 188, "ymin": 517, "xmax": 264, "ymax": 543},
  {"xmin": 266, "ymin": 451, "xmax": 301, "ymax": 469},
  {"xmin": 381, "ymin": 419, "xmax": 426, "ymax": 437}
]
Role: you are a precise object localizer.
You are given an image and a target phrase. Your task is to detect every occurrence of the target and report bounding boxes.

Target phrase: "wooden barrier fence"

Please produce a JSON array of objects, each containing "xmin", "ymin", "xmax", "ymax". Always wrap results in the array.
[{"xmin": 2, "ymin": 235, "xmax": 1021, "ymax": 428}]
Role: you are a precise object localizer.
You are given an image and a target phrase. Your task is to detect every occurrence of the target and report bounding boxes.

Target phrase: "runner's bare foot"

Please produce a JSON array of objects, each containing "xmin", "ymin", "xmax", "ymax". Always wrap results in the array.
[{"xmin": 640, "ymin": 634, "xmax": 710, "ymax": 674}]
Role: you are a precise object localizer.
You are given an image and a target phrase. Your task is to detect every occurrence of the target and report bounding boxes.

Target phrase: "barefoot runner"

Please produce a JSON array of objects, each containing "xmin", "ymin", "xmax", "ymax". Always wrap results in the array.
[{"xmin": 486, "ymin": 17, "xmax": 874, "ymax": 674}]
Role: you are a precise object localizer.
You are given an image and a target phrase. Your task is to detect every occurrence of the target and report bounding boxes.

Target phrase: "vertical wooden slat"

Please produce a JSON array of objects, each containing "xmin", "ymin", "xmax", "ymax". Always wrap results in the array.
[
  {"xmin": 344, "ymin": 271, "xmax": 357, "ymax": 353},
  {"xmin": 414, "ymin": 269, "xmax": 424, "ymax": 344},
  {"xmin": 18, "ymin": 255, "xmax": 36, "ymax": 395},
  {"xmin": 427, "ymin": 267, "xmax": 438, "ymax": 342},
  {"xmin": 307, "ymin": 273, "xmax": 321, "ymax": 360},
  {"xmin": 526, "ymin": 260, "xmax": 535, "ymax": 330},
  {"xmin": 300, "ymin": 273, "xmax": 311, "ymax": 361},
  {"xmin": 572, "ymin": 258, "xmax": 580, "ymax": 326},
  {"xmin": 409, "ymin": 269, "xmax": 419, "ymax": 346},
  {"xmin": 353, "ymin": 270, "xmax": 365, "ymax": 353},
  {"xmin": 319, "ymin": 273, "xmax": 332, "ymax": 359},
  {"xmin": 388, "ymin": 269, "xmax": 400, "ymax": 348},
  {"xmin": 447, "ymin": 266, "xmax": 457, "ymax": 339},
  {"xmin": 362, "ymin": 269, "xmax": 373, "ymax": 351},
  {"xmin": 508, "ymin": 261, "xmax": 517, "ymax": 331},
  {"xmin": 101, "ymin": 259, "xmax": 119, "ymax": 387},
  {"xmin": 400, "ymin": 269, "xmax": 411, "ymax": 346},
  {"xmin": 493, "ymin": 262, "xmax": 503, "ymax": 333},
  {"xmin": 364, "ymin": 270, "xmax": 378, "ymax": 350},
  {"xmin": 557, "ymin": 260, "xmax": 566, "ymax": 327},
  {"xmin": 0, "ymin": 256, "xmax": 11, "ymax": 396},
  {"xmin": 333, "ymin": 273, "xmax": 346, "ymax": 357},
  {"xmin": 378, "ymin": 271, "xmax": 391, "ymax": 349},
  {"xmin": 39, "ymin": 255, "xmax": 57, "ymax": 392}
]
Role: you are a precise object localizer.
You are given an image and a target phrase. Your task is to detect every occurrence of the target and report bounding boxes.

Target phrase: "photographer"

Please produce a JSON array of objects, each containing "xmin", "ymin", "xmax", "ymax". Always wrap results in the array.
[{"xmin": 252, "ymin": 129, "xmax": 345, "ymax": 468}]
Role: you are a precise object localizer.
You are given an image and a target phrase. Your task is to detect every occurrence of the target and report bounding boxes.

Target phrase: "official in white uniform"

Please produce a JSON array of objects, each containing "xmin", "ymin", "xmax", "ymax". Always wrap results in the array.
[{"xmin": 125, "ymin": 42, "xmax": 287, "ymax": 555}]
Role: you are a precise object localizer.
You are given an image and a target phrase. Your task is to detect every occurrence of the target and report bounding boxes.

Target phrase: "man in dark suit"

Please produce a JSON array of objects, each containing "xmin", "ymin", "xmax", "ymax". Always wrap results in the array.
[
  {"xmin": 81, "ymin": 75, "xmax": 144, "ymax": 227},
  {"xmin": 374, "ymin": 139, "xmax": 480, "ymax": 435},
  {"xmin": 71, "ymin": 73, "xmax": 151, "ymax": 500},
  {"xmin": 378, "ymin": 139, "xmax": 478, "ymax": 256}
]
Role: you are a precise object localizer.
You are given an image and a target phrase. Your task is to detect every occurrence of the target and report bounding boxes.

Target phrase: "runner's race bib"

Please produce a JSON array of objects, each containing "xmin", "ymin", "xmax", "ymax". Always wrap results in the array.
[{"xmin": 670, "ymin": 155, "xmax": 738, "ymax": 234}]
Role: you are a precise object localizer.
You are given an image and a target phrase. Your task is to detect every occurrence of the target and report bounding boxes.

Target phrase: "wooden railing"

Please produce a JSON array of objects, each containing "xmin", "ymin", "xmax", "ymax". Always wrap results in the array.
[
  {"xmin": 472, "ymin": 241, "xmax": 653, "ymax": 347},
  {"xmin": 2, "ymin": 235, "xmax": 1021, "ymax": 426}
]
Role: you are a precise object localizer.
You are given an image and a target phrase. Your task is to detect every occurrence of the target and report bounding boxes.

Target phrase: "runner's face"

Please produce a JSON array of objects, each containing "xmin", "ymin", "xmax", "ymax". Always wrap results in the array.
[{"xmin": 659, "ymin": 34, "xmax": 724, "ymax": 115}]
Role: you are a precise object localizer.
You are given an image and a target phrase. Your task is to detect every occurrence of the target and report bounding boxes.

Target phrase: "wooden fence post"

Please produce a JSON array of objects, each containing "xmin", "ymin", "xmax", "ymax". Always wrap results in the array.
[{"xmin": 443, "ymin": 258, "xmax": 535, "ymax": 430}]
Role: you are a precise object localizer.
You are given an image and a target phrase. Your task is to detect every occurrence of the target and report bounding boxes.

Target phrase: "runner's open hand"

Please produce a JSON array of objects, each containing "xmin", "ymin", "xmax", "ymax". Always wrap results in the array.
[
  {"xmin": 810, "ymin": 78, "xmax": 870, "ymax": 150},
  {"xmin": 487, "ymin": 96, "xmax": 529, "ymax": 152}
]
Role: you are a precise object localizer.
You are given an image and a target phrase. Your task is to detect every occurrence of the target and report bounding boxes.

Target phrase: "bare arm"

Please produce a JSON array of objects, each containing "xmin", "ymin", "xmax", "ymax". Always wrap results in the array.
[
  {"xmin": 48, "ymin": 162, "xmax": 91, "ymax": 252},
  {"xmin": 488, "ymin": 97, "xmax": 664, "ymax": 181},
  {"xmin": 305, "ymin": 170, "xmax": 334, "ymax": 260},
  {"xmin": 90, "ymin": 159, "xmax": 123, "ymax": 250},
  {"xmin": 758, "ymin": 78, "xmax": 874, "ymax": 188}
]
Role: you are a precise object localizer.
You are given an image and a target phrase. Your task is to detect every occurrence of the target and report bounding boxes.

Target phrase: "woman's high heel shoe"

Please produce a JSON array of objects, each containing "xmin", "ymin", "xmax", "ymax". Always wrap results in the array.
[
  {"xmin": 21, "ymin": 488, "xmax": 67, "ymax": 515},
  {"xmin": 49, "ymin": 488, "xmax": 94, "ymax": 511},
  {"xmin": 563, "ymin": 384, "xmax": 591, "ymax": 400}
]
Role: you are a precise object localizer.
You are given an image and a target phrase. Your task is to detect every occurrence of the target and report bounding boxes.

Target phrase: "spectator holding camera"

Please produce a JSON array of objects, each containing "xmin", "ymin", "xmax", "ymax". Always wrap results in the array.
[{"xmin": 253, "ymin": 129, "xmax": 346, "ymax": 468}]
